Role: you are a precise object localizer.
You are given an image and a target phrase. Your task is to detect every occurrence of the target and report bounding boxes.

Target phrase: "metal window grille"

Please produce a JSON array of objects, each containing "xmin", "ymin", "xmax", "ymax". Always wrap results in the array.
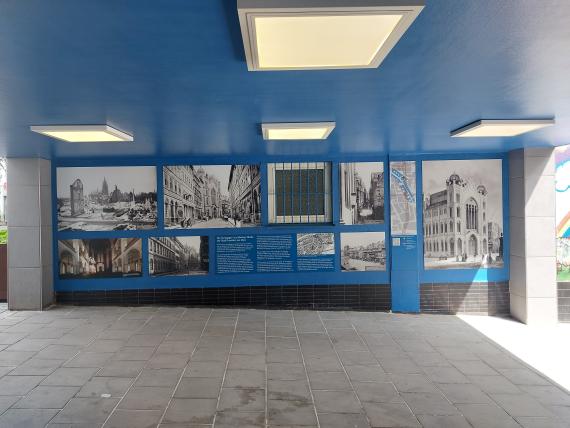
[{"xmin": 268, "ymin": 162, "xmax": 332, "ymax": 224}]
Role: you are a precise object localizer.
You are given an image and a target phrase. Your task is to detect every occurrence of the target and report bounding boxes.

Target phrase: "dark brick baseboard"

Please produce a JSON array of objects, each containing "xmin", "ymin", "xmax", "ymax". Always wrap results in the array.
[
  {"xmin": 559, "ymin": 282, "xmax": 570, "ymax": 323},
  {"xmin": 55, "ymin": 284, "xmax": 392, "ymax": 311},
  {"xmin": 420, "ymin": 282, "xmax": 510, "ymax": 315}
]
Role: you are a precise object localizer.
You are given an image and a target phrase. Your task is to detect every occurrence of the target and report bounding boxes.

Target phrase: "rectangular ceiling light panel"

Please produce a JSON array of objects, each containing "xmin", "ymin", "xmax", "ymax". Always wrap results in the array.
[
  {"xmin": 30, "ymin": 125, "xmax": 133, "ymax": 142},
  {"xmin": 450, "ymin": 119, "xmax": 555, "ymax": 138},
  {"xmin": 238, "ymin": 0, "xmax": 424, "ymax": 71},
  {"xmin": 262, "ymin": 122, "xmax": 336, "ymax": 140}
]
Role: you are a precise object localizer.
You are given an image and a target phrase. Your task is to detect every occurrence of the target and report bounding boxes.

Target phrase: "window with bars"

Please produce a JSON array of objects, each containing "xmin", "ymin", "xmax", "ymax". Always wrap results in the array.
[{"xmin": 268, "ymin": 162, "xmax": 332, "ymax": 224}]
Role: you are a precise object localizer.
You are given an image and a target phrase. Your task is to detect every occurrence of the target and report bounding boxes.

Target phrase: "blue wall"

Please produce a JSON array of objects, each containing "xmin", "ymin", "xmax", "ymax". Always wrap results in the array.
[{"xmin": 52, "ymin": 153, "xmax": 509, "ymax": 296}]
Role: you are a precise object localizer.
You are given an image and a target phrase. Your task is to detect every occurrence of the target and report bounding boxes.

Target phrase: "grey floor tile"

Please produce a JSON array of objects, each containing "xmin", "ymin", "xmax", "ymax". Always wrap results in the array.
[
  {"xmin": 105, "ymin": 409, "xmax": 163, "ymax": 428},
  {"xmin": 400, "ymin": 392, "xmax": 459, "ymax": 416},
  {"xmin": 267, "ymin": 363, "xmax": 306, "ymax": 380},
  {"xmin": 308, "ymin": 371, "xmax": 351, "ymax": 390},
  {"xmin": 362, "ymin": 402, "xmax": 420, "ymax": 427},
  {"xmin": 268, "ymin": 399, "xmax": 318, "ymax": 426},
  {"xmin": 119, "ymin": 386, "xmax": 173, "ymax": 410},
  {"xmin": 218, "ymin": 388, "xmax": 265, "ymax": 412},
  {"xmin": 174, "ymin": 377, "xmax": 222, "ymax": 399},
  {"xmin": 185, "ymin": 361, "xmax": 227, "ymax": 378},
  {"xmin": 337, "ymin": 350, "xmax": 378, "ymax": 366},
  {"xmin": 228, "ymin": 354, "xmax": 266, "ymax": 370},
  {"xmin": 452, "ymin": 360, "xmax": 498, "ymax": 376},
  {"xmin": 390, "ymin": 374, "xmax": 439, "ymax": 394},
  {"xmin": 456, "ymin": 403, "xmax": 521, "ymax": 428},
  {"xmin": 76, "ymin": 376, "xmax": 133, "ymax": 398},
  {"xmin": 0, "ymin": 375, "xmax": 45, "ymax": 395},
  {"xmin": 63, "ymin": 352, "xmax": 113, "ymax": 368},
  {"xmin": 417, "ymin": 414, "xmax": 472, "ymax": 428},
  {"xmin": 353, "ymin": 382, "xmax": 403, "ymax": 403},
  {"xmin": 313, "ymin": 390, "xmax": 362, "ymax": 414},
  {"xmin": 136, "ymin": 368, "xmax": 184, "ymax": 387},
  {"xmin": 498, "ymin": 368, "xmax": 552, "ymax": 386},
  {"xmin": 490, "ymin": 393, "xmax": 553, "ymax": 417},
  {"xmin": 163, "ymin": 398, "xmax": 217, "ymax": 424},
  {"xmin": 515, "ymin": 416, "xmax": 570, "ymax": 428},
  {"xmin": 97, "ymin": 360, "xmax": 146, "ymax": 377},
  {"xmin": 35, "ymin": 345, "xmax": 80, "ymax": 360},
  {"xmin": 224, "ymin": 370, "xmax": 265, "ymax": 389},
  {"xmin": 422, "ymin": 366, "xmax": 470, "ymax": 384},
  {"xmin": 437, "ymin": 383, "xmax": 493, "ymax": 404},
  {"xmin": 317, "ymin": 412, "xmax": 371, "ymax": 428},
  {"xmin": 13, "ymin": 386, "xmax": 78, "ymax": 409},
  {"xmin": 520, "ymin": 385, "xmax": 570, "ymax": 406},
  {"xmin": 268, "ymin": 379, "xmax": 312, "ymax": 402},
  {"xmin": 345, "ymin": 365, "xmax": 388, "ymax": 383},
  {"xmin": 0, "ymin": 408, "xmax": 59, "ymax": 428},
  {"xmin": 41, "ymin": 367, "xmax": 98, "ymax": 386},
  {"xmin": 214, "ymin": 411, "xmax": 265, "ymax": 427},
  {"xmin": 52, "ymin": 397, "xmax": 119, "ymax": 425},
  {"xmin": 113, "ymin": 346, "xmax": 156, "ymax": 361},
  {"xmin": 145, "ymin": 353, "xmax": 189, "ymax": 369}
]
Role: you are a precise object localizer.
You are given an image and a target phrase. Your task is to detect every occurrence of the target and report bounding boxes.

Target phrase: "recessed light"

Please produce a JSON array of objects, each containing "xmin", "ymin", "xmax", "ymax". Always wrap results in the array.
[
  {"xmin": 451, "ymin": 119, "xmax": 555, "ymax": 138},
  {"xmin": 30, "ymin": 125, "xmax": 133, "ymax": 142},
  {"xmin": 238, "ymin": 0, "xmax": 424, "ymax": 71},
  {"xmin": 262, "ymin": 122, "xmax": 336, "ymax": 140}
]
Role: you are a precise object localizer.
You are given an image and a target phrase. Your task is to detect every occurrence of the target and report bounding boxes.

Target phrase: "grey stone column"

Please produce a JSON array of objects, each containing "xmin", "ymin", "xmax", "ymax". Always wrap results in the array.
[
  {"xmin": 509, "ymin": 148, "xmax": 557, "ymax": 325},
  {"xmin": 7, "ymin": 158, "xmax": 53, "ymax": 310}
]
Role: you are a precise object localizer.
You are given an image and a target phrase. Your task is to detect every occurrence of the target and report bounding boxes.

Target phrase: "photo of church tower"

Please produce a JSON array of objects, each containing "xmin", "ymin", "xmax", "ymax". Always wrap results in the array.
[{"xmin": 422, "ymin": 159, "xmax": 503, "ymax": 270}]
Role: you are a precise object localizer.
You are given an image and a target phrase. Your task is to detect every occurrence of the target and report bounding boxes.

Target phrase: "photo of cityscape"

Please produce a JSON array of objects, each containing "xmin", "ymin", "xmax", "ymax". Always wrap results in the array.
[
  {"xmin": 57, "ymin": 166, "xmax": 157, "ymax": 231},
  {"xmin": 149, "ymin": 236, "xmax": 209, "ymax": 276},
  {"xmin": 422, "ymin": 159, "xmax": 504, "ymax": 269},
  {"xmin": 297, "ymin": 233, "xmax": 335, "ymax": 256},
  {"xmin": 58, "ymin": 238, "xmax": 142, "ymax": 279},
  {"xmin": 341, "ymin": 232, "xmax": 386, "ymax": 271},
  {"xmin": 339, "ymin": 162, "xmax": 384, "ymax": 224},
  {"xmin": 164, "ymin": 165, "xmax": 261, "ymax": 229}
]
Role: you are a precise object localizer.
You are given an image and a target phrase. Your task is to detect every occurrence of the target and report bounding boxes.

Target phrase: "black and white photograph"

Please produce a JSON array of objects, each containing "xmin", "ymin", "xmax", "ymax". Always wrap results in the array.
[
  {"xmin": 339, "ymin": 162, "xmax": 384, "ymax": 225},
  {"xmin": 58, "ymin": 238, "xmax": 142, "ymax": 279},
  {"xmin": 57, "ymin": 166, "xmax": 157, "ymax": 231},
  {"xmin": 297, "ymin": 233, "xmax": 335, "ymax": 256},
  {"xmin": 149, "ymin": 236, "xmax": 209, "ymax": 276},
  {"xmin": 341, "ymin": 232, "xmax": 386, "ymax": 271},
  {"xmin": 422, "ymin": 159, "xmax": 504, "ymax": 270},
  {"xmin": 164, "ymin": 165, "xmax": 261, "ymax": 229}
]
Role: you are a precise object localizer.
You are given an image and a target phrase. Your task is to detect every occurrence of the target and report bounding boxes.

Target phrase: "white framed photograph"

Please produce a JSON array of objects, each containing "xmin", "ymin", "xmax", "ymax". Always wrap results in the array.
[
  {"xmin": 341, "ymin": 232, "xmax": 386, "ymax": 271},
  {"xmin": 339, "ymin": 162, "xmax": 384, "ymax": 225}
]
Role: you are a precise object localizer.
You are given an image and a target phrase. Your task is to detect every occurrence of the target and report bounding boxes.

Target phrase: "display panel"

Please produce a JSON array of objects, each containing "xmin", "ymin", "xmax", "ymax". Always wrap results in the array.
[
  {"xmin": 390, "ymin": 161, "xmax": 417, "ymax": 236},
  {"xmin": 164, "ymin": 165, "xmax": 261, "ymax": 229},
  {"xmin": 57, "ymin": 166, "xmax": 157, "ymax": 231},
  {"xmin": 341, "ymin": 232, "xmax": 386, "ymax": 271},
  {"xmin": 422, "ymin": 159, "xmax": 504, "ymax": 270},
  {"xmin": 556, "ymin": 147, "xmax": 570, "ymax": 280},
  {"xmin": 339, "ymin": 162, "xmax": 384, "ymax": 224},
  {"xmin": 149, "ymin": 236, "xmax": 209, "ymax": 276},
  {"xmin": 58, "ymin": 238, "xmax": 143, "ymax": 279}
]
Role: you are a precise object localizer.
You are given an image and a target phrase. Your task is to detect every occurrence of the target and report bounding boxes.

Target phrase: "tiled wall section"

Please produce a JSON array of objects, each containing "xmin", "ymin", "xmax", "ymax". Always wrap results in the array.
[
  {"xmin": 56, "ymin": 284, "xmax": 391, "ymax": 311},
  {"xmin": 559, "ymin": 282, "xmax": 570, "ymax": 322},
  {"xmin": 420, "ymin": 282, "xmax": 510, "ymax": 315}
]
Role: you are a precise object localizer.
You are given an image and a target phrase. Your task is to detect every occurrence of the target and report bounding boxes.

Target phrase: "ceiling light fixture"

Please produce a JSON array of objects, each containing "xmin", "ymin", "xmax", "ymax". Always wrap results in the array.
[
  {"xmin": 238, "ymin": 0, "xmax": 424, "ymax": 71},
  {"xmin": 30, "ymin": 125, "xmax": 133, "ymax": 143},
  {"xmin": 262, "ymin": 122, "xmax": 336, "ymax": 140},
  {"xmin": 450, "ymin": 119, "xmax": 555, "ymax": 138}
]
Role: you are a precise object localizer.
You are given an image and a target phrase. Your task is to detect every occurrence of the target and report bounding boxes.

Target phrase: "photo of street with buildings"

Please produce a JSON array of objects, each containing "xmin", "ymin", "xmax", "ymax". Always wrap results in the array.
[
  {"xmin": 339, "ymin": 162, "xmax": 384, "ymax": 224},
  {"xmin": 341, "ymin": 232, "xmax": 386, "ymax": 271},
  {"xmin": 57, "ymin": 167, "xmax": 157, "ymax": 231},
  {"xmin": 149, "ymin": 236, "xmax": 209, "ymax": 276},
  {"xmin": 423, "ymin": 159, "xmax": 504, "ymax": 269},
  {"xmin": 164, "ymin": 165, "xmax": 261, "ymax": 229},
  {"xmin": 297, "ymin": 233, "xmax": 335, "ymax": 256},
  {"xmin": 58, "ymin": 238, "xmax": 142, "ymax": 279}
]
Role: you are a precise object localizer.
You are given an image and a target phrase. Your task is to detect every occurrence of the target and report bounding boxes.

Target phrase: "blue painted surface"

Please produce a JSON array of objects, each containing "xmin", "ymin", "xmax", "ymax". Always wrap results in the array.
[
  {"xmin": 0, "ymin": 1, "xmax": 569, "ymax": 159},
  {"xmin": 391, "ymin": 236, "xmax": 420, "ymax": 312}
]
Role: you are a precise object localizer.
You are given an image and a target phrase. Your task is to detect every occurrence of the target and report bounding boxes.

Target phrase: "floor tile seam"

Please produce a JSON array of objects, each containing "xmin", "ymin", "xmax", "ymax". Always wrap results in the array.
[
  {"xmin": 316, "ymin": 311, "xmax": 376, "ymax": 426},
  {"xmin": 0, "ymin": 308, "xmax": 146, "ymax": 425},
  {"xmin": 211, "ymin": 309, "xmax": 241, "ymax": 428},
  {"xmin": 291, "ymin": 310, "xmax": 320, "ymax": 428},
  {"xmin": 104, "ymin": 307, "xmax": 192, "ymax": 428}
]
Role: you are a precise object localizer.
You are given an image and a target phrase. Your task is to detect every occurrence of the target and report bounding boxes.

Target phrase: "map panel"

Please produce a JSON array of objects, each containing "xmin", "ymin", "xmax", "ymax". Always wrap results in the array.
[{"xmin": 390, "ymin": 161, "xmax": 417, "ymax": 236}]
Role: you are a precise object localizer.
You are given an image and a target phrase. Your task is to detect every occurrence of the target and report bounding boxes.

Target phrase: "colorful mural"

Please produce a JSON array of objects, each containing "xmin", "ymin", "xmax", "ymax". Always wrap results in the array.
[{"xmin": 556, "ymin": 146, "xmax": 570, "ymax": 280}]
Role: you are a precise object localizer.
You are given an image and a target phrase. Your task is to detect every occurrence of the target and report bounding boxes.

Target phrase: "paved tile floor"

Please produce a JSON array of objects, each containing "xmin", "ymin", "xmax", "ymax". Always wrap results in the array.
[{"xmin": 0, "ymin": 306, "xmax": 568, "ymax": 427}]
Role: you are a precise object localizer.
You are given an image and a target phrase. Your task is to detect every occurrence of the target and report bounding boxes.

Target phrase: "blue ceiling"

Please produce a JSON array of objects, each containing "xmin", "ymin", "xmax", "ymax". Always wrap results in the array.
[{"xmin": 0, "ymin": 0, "xmax": 569, "ymax": 159}]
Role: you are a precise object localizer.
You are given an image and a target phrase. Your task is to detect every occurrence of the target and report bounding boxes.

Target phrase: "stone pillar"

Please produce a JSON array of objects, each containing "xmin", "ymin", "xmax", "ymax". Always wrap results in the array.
[
  {"xmin": 509, "ymin": 148, "xmax": 557, "ymax": 325},
  {"xmin": 7, "ymin": 158, "xmax": 53, "ymax": 310}
]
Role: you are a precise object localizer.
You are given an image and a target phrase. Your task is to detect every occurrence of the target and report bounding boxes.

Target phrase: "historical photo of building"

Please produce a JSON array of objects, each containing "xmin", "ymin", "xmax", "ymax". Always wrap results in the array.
[
  {"xmin": 58, "ymin": 238, "xmax": 142, "ymax": 279},
  {"xmin": 57, "ymin": 167, "xmax": 157, "ymax": 231},
  {"xmin": 341, "ymin": 232, "xmax": 386, "ymax": 271},
  {"xmin": 164, "ymin": 165, "xmax": 261, "ymax": 229},
  {"xmin": 422, "ymin": 159, "xmax": 504, "ymax": 269},
  {"xmin": 149, "ymin": 236, "xmax": 209, "ymax": 276},
  {"xmin": 297, "ymin": 233, "xmax": 335, "ymax": 256},
  {"xmin": 339, "ymin": 162, "xmax": 384, "ymax": 224}
]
